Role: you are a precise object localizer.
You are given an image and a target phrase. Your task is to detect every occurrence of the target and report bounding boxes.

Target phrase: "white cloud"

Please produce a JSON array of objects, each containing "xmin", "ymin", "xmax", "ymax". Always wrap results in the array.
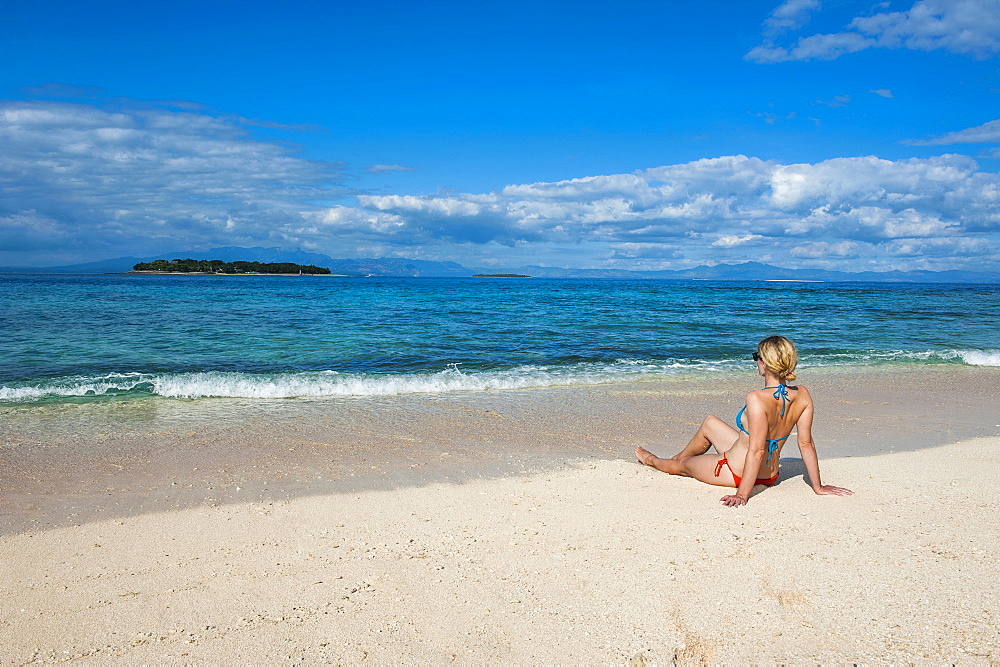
[
  {"xmin": 327, "ymin": 154, "xmax": 1000, "ymax": 272},
  {"xmin": 907, "ymin": 118, "xmax": 1000, "ymax": 145},
  {"xmin": 2, "ymin": 97, "xmax": 998, "ymax": 273},
  {"xmin": 366, "ymin": 164, "xmax": 416, "ymax": 174},
  {"xmin": 790, "ymin": 240, "xmax": 862, "ymax": 258},
  {"xmin": 881, "ymin": 236, "xmax": 996, "ymax": 257},
  {"xmin": 788, "ymin": 205, "xmax": 956, "ymax": 239},
  {"xmin": 711, "ymin": 234, "xmax": 764, "ymax": 248},
  {"xmin": 0, "ymin": 211, "xmax": 70, "ymax": 251},
  {"xmin": 870, "ymin": 89, "xmax": 895, "ymax": 98},
  {"xmin": 0, "ymin": 99, "xmax": 344, "ymax": 264},
  {"xmin": 763, "ymin": 0, "xmax": 823, "ymax": 36},
  {"xmin": 607, "ymin": 243, "xmax": 685, "ymax": 260},
  {"xmin": 316, "ymin": 206, "xmax": 406, "ymax": 235},
  {"xmin": 746, "ymin": 0, "xmax": 1000, "ymax": 63},
  {"xmin": 851, "ymin": 0, "xmax": 1000, "ymax": 58},
  {"xmin": 816, "ymin": 94, "xmax": 851, "ymax": 108},
  {"xmin": 747, "ymin": 31, "xmax": 873, "ymax": 63},
  {"xmin": 765, "ymin": 155, "xmax": 982, "ymax": 212}
]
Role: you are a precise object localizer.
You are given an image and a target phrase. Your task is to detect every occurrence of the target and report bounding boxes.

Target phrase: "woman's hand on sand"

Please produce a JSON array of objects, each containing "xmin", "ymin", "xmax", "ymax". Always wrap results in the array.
[
  {"xmin": 814, "ymin": 485, "xmax": 853, "ymax": 496},
  {"xmin": 720, "ymin": 494, "xmax": 748, "ymax": 507}
]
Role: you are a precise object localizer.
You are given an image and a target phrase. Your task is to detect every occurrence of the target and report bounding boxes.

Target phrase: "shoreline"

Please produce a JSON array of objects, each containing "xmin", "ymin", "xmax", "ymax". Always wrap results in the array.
[
  {"xmin": 114, "ymin": 271, "xmax": 352, "ymax": 276},
  {"xmin": 4, "ymin": 356, "xmax": 996, "ymax": 405},
  {"xmin": 2, "ymin": 364, "xmax": 998, "ymax": 537}
]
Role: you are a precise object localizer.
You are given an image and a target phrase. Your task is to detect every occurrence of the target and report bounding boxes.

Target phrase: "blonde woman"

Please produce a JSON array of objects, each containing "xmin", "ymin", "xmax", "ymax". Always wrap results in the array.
[{"xmin": 635, "ymin": 336, "xmax": 853, "ymax": 507}]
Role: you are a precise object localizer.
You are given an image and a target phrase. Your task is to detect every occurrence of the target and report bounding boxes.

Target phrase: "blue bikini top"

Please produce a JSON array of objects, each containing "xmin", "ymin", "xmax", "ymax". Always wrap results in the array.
[{"xmin": 736, "ymin": 384, "xmax": 790, "ymax": 464}]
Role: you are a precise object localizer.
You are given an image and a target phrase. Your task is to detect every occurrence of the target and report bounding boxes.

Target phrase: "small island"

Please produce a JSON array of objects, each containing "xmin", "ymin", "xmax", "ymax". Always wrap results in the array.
[
  {"xmin": 130, "ymin": 259, "xmax": 332, "ymax": 275},
  {"xmin": 472, "ymin": 274, "xmax": 531, "ymax": 278}
]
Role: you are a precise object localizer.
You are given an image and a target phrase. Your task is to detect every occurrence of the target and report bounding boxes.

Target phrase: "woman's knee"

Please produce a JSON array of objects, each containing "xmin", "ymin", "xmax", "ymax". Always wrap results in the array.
[
  {"xmin": 698, "ymin": 416, "xmax": 739, "ymax": 453},
  {"xmin": 703, "ymin": 415, "xmax": 723, "ymax": 428},
  {"xmin": 700, "ymin": 415, "xmax": 727, "ymax": 435}
]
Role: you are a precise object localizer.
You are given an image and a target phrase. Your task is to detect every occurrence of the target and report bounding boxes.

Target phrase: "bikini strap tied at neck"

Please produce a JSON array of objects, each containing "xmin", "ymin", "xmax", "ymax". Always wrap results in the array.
[{"xmin": 766, "ymin": 384, "xmax": 789, "ymax": 416}]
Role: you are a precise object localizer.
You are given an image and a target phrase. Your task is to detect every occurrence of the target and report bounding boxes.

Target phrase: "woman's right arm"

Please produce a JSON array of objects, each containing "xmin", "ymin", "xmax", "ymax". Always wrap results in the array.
[{"xmin": 796, "ymin": 396, "xmax": 853, "ymax": 496}]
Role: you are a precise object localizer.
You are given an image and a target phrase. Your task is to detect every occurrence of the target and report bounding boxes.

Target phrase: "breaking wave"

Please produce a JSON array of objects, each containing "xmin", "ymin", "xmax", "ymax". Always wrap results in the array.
[
  {"xmin": 798, "ymin": 349, "xmax": 1000, "ymax": 367},
  {"xmin": 0, "ymin": 360, "xmax": 721, "ymax": 403},
  {"xmin": 2, "ymin": 349, "xmax": 997, "ymax": 404}
]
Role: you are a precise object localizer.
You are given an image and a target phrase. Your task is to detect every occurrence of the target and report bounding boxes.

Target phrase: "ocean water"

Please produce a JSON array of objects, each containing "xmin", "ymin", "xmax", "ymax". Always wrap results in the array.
[{"xmin": 2, "ymin": 274, "xmax": 998, "ymax": 404}]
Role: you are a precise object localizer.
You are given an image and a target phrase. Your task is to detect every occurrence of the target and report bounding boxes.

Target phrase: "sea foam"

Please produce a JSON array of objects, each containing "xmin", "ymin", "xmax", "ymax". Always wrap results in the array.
[
  {"xmin": 117, "ymin": 361, "xmax": 706, "ymax": 399},
  {"xmin": 0, "ymin": 373, "xmax": 153, "ymax": 402},
  {"xmin": 2, "ymin": 349, "xmax": 997, "ymax": 404},
  {"xmin": 955, "ymin": 349, "xmax": 1000, "ymax": 366},
  {"xmin": 0, "ymin": 360, "xmax": 717, "ymax": 403}
]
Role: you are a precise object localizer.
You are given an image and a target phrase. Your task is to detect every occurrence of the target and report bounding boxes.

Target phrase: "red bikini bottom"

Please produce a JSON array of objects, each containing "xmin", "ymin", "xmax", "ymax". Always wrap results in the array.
[{"xmin": 714, "ymin": 455, "xmax": 779, "ymax": 487}]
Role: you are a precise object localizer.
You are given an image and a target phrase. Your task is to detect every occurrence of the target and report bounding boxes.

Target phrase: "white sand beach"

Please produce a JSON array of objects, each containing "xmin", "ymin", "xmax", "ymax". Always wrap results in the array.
[{"xmin": 2, "ymin": 366, "xmax": 999, "ymax": 663}]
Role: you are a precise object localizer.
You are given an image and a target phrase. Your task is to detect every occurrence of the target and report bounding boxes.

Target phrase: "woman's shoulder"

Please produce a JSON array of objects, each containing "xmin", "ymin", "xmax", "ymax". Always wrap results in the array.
[{"xmin": 788, "ymin": 384, "xmax": 813, "ymax": 406}]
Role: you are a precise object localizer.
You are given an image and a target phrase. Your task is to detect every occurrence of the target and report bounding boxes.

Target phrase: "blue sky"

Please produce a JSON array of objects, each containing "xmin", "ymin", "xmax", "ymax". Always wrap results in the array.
[{"xmin": 1, "ymin": 0, "xmax": 999, "ymax": 271}]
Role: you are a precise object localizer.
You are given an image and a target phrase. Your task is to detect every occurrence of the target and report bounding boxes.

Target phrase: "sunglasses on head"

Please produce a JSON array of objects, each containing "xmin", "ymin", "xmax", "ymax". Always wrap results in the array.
[{"xmin": 752, "ymin": 352, "xmax": 761, "ymax": 361}]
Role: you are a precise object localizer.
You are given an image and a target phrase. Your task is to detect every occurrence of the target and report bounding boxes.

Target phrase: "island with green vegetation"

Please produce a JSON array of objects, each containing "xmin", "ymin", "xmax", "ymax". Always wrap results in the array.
[
  {"xmin": 472, "ymin": 273, "xmax": 531, "ymax": 278},
  {"xmin": 131, "ymin": 259, "xmax": 332, "ymax": 274}
]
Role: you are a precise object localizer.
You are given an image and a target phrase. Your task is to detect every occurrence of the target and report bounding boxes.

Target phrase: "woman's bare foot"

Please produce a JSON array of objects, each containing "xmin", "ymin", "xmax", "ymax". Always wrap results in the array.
[
  {"xmin": 635, "ymin": 446, "xmax": 657, "ymax": 466},
  {"xmin": 636, "ymin": 446, "xmax": 687, "ymax": 476}
]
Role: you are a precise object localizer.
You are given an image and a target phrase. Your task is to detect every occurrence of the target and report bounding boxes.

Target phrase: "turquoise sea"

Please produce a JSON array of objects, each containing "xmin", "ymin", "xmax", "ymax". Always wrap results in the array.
[{"xmin": 2, "ymin": 274, "xmax": 998, "ymax": 404}]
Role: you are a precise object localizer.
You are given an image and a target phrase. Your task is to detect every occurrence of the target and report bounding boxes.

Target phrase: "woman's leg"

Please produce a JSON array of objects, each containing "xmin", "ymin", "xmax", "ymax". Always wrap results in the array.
[
  {"xmin": 634, "ymin": 447, "xmax": 739, "ymax": 487},
  {"xmin": 635, "ymin": 415, "xmax": 739, "ymax": 481},
  {"xmin": 671, "ymin": 415, "xmax": 740, "ymax": 458},
  {"xmin": 634, "ymin": 447, "xmax": 686, "ymax": 475}
]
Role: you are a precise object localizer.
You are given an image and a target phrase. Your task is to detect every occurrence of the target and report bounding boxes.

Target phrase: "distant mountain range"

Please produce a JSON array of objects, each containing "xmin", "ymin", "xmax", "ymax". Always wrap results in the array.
[{"xmin": 3, "ymin": 246, "xmax": 998, "ymax": 283}]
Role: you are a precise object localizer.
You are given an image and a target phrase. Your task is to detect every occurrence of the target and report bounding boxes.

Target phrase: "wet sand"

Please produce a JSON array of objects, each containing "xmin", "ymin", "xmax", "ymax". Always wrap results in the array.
[{"xmin": 1, "ymin": 365, "xmax": 999, "ymax": 661}]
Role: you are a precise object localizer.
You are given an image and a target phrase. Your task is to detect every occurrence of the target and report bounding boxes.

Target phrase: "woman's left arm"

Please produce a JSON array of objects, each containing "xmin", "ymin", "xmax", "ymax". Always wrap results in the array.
[{"xmin": 796, "ymin": 397, "xmax": 853, "ymax": 497}]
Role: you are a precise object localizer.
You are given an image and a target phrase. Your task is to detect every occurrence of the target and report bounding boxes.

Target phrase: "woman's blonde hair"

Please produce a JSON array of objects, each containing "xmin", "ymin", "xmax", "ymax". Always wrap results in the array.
[{"xmin": 757, "ymin": 335, "xmax": 798, "ymax": 382}]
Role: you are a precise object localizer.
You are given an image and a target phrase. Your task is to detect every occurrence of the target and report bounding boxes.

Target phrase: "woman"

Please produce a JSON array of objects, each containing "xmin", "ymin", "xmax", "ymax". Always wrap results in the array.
[{"xmin": 635, "ymin": 336, "xmax": 853, "ymax": 507}]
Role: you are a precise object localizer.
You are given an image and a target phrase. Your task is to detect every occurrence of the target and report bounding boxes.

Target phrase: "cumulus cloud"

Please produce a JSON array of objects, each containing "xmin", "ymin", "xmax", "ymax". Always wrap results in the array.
[
  {"xmin": 323, "ymin": 154, "xmax": 1000, "ymax": 272},
  {"xmin": 607, "ymin": 243, "xmax": 686, "ymax": 260},
  {"xmin": 790, "ymin": 240, "xmax": 861, "ymax": 258},
  {"xmin": 850, "ymin": 0, "xmax": 1000, "ymax": 57},
  {"xmin": 882, "ymin": 235, "xmax": 995, "ymax": 256},
  {"xmin": 746, "ymin": 0, "xmax": 1000, "ymax": 63},
  {"xmin": 907, "ymin": 118, "xmax": 1000, "ymax": 145},
  {"xmin": 3, "ymin": 97, "xmax": 998, "ymax": 273},
  {"xmin": 711, "ymin": 234, "xmax": 764, "ymax": 248},
  {"xmin": 0, "ymin": 99, "xmax": 344, "ymax": 264}
]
